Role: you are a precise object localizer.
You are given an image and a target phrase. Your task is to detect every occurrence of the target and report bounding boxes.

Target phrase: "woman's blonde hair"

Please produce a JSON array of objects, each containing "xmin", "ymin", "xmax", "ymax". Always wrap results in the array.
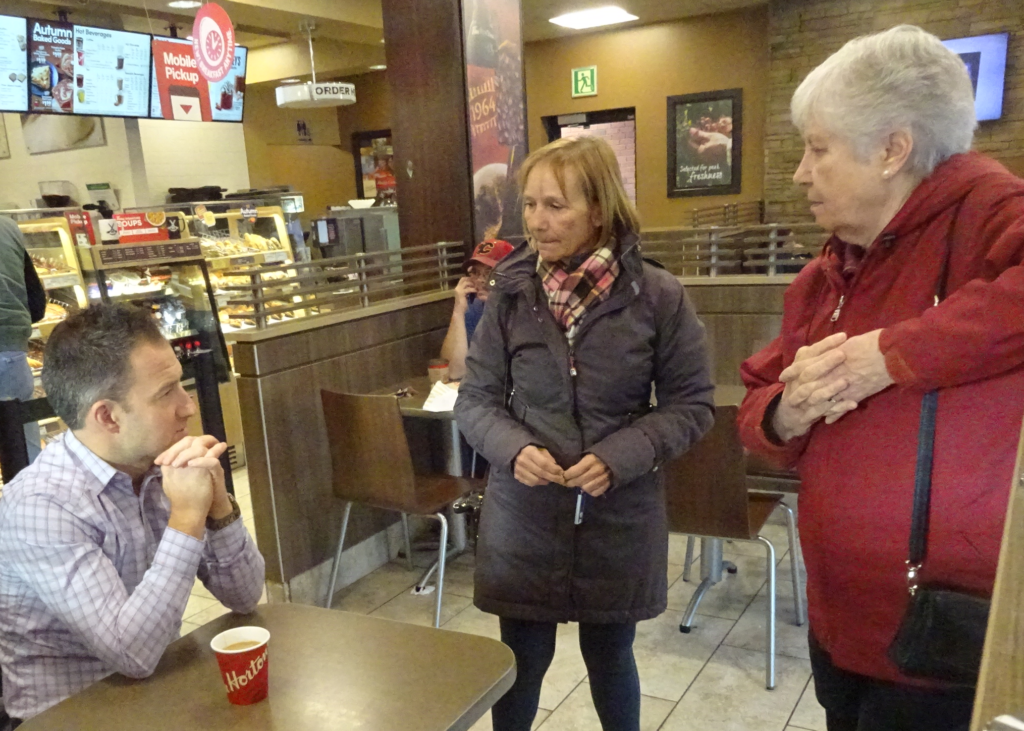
[{"xmin": 517, "ymin": 136, "xmax": 640, "ymax": 251}]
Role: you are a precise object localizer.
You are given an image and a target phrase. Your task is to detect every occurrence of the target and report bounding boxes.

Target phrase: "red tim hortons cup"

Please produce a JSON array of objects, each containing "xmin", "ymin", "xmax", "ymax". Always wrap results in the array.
[{"xmin": 210, "ymin": 626, "xmax": 271, "ymax": 705}]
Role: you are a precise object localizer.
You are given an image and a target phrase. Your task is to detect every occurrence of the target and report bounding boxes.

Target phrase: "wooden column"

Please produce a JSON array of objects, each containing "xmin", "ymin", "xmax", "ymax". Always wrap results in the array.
[{"xmin": 382, "ymin": 0, "xmax": 474, "ymax": 252}]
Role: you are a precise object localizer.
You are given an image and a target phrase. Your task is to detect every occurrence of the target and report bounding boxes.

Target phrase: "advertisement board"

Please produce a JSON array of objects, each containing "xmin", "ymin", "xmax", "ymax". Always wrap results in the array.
[{"xmin": 150, "ymin": 37, "xmax": 246, "ymax": 123}]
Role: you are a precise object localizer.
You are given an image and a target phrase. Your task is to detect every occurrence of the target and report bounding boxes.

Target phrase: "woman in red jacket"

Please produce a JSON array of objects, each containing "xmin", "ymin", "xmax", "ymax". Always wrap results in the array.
[{"xmin": 738, "ymin": 24, "xmax": 1024, "ymax": 731}]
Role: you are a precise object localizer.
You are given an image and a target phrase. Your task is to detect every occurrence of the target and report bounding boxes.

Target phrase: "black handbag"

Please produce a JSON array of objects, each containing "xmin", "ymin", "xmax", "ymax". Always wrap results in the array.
[
  {"xmin": 23, "ymin": 249, "xmax": 46, "ymax": 323},
  {"xmin": 887, "ymin": 389, "xmax": 991, "ymax": 686}
]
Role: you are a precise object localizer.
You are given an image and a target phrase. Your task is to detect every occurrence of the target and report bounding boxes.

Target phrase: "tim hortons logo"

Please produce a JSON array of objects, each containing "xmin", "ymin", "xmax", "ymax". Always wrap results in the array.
[{"xmin": 223, "ymin": 648, "xmax": 267, "ymax": 691}]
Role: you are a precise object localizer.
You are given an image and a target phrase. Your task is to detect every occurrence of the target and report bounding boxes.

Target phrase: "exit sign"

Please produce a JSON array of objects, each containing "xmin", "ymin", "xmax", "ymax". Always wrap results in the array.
[{"xmin": 572, "ymin": 66, "xmax": 597, "ymax": 98}]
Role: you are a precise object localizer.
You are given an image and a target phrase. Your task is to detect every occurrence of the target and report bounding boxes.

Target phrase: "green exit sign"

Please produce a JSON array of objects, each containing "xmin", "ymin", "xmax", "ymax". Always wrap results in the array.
[{"xmin": 572, "ymin": 66, "xmax": 597, "ymax": 98}]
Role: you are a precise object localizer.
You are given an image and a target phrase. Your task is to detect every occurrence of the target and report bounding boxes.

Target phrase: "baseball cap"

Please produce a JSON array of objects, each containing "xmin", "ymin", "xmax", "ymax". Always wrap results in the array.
[{"xmin": 467, "ymin": 239, "xmax": 514, "ymax": 270}]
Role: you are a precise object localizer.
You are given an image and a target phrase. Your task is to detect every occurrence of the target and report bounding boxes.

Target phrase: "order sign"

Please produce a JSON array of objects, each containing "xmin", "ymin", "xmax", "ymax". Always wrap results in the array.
[{"xmin": 192, "ymin": 3, "xmax": 235, "ymax": 83}]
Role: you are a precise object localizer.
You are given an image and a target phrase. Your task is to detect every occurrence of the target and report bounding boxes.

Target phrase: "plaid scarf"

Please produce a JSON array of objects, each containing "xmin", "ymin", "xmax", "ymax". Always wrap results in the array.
[{"xmin": 539, "ymin": 244, "xmax": 620, "ymax": 341}]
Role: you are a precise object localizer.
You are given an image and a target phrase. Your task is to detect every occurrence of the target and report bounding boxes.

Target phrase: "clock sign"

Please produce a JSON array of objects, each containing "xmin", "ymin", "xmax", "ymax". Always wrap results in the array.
[{"xmin": 192, "ymin": 3, "xmax": 235, "ymax": 83}]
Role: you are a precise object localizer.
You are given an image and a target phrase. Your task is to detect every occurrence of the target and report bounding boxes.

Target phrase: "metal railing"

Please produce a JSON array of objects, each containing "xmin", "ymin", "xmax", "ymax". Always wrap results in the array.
[
  {"xmin": 217, "ymin": 241, "xmax": 465, "ymax": 330},
  {"xmin": 642, "ymin": 223, "xmax": 826, "ymax": 278},
  {"xmin": 690, "ymin": 200, "xmax": 764, "ymax": 227}
]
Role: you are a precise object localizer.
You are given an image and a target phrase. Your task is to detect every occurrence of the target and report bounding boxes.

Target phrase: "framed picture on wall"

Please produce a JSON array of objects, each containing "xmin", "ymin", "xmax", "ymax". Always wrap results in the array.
[{"xmin": 667, "ymin": 88, "xmax": 742, "ymax": 198}]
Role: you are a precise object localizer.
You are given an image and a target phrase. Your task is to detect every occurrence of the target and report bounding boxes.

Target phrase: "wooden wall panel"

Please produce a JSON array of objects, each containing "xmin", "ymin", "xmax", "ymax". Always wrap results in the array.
[
  {"xmin": 236, "ymin": 300, "xmax": 450, "ymax": 587},
  {"xmin": 685, "ymin": 284, "xmax": 787, "ymax": 385}
]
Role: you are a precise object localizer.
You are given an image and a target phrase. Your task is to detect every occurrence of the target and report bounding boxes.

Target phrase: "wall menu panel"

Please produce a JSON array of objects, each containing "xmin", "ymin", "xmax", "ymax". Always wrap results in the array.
[
  {"xmin": 0, "ymin": 15, "xmax": 28, "ymax": 112},
  {"xmin": 150, "ymin": 37, "xmax": 247, "ymax": 123},
  {"xmin": 28, "ymin": 18, "xmax": 151, "ymax": 117}
]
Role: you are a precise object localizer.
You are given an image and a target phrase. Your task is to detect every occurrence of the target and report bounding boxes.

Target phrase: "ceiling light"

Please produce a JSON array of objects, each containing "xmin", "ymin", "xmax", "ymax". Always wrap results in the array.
[
  {"xmin": 280, "ymin": 78, "xmax": 301, "ymax": 83},
  {"xmin": 276, "ymin": 23, "xmax": 356, "ymax": 109},
  {"xmin": 167, "ymin": 1, "xmax": 202, "ymax": 8},
  {"xmin": 369, "ymin": 64, "xmax": 386, "ymax": 70},
  {"xmin": 379, "ymin": 39, "xmax": 385, "ymax": 44},
  {"xmin": 549, "ymin": 6, "xmax": 638, "ymax": 30}
]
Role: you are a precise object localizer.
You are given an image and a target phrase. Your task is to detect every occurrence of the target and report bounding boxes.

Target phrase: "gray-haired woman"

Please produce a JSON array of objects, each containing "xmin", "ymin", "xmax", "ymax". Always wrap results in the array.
[{"xmin": 738, "ymin": 25, "xmax": 1024, "ymax": 731}]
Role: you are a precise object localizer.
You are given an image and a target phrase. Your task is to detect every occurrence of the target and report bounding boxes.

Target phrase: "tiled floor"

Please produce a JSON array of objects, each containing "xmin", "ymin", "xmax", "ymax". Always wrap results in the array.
[{"xmin": 195, "ymin": 470, "xmax": 827, "ymax": 731}]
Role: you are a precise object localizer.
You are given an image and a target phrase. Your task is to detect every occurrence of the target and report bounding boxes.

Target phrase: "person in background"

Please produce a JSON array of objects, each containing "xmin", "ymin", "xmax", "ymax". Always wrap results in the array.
[
  {"xmin": 455, "ymin": 136, "xmax": 714, "ymax": 731},
  {"xmin": 440, "ymin": 239, "xmax": 514, "ymax": 381},
  {"xmin": 738, "ymin": 25, "xmax": 1024, "ymax": 731},
  {"xmin": 0, "ymin": 304, "xmax": 265, "ymax": 725},
  {"xmin": 0, "ymin": 216, "xmax": 45, "ymax": 463}
]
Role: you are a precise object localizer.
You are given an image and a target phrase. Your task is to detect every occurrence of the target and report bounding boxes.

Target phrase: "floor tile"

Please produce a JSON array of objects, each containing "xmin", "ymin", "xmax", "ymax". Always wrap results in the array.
[
  {"xmin": 721, "ymin": 523, "xmax": 791, "ymax": 560},
  {"xmin": 328, "ymin": 561, "xmax": 419, "ymax": 613},
  {"xmin": 668, "ymin": 533, "xmax": 700, "ymax": 566},
  {"xmin": 188, "ymin": 601, "xmax": 232, "ymax": 627},
  {"xmin": 179, "ymin": 620, "xmax": 201, "ymax": 638},
  {"xmin": 469, "ymin": 708, "xmax": 549, "ymax": 731},
  {"xmin": 660, "ymin": 645, "xmax": 811, "ymax": 731},
  {"xmin": 183, "ymin": 593, "xmax": 217, "ymax": 621},
  {"xmin": 666, "ymin": 553, "xmax": 768, "ymax": 621},
  {"xmin": 369, "ymin": 586, "xmax": 472, "ymax": 627},
  {"xmin": 538, "ymin": 682, "xmax": 675, "ymax": 731},
  {"xmin": 443, "ymin": 604, "xmax": 500, "ymax": 640},
  {"xmin": 191, "ymin": 578, "xmax": 215, "ymax": 600},
  {"xmin": 722, "ymin": 579, "xmax": 809, "ymax": 660},
  {"xmin": 634, "ymin": 609, "xmax": 735, "ymax": 702},
  {"xmin": 442, "ymin": 560, "xmax": 476, "ymax": 599},
  {"xmin": 536, "ymin": 623, "xmax": 589, "ymax": 711},
  {"xmin": 788, "ymin": 677, "xmax": 826, "ymax": 731}
]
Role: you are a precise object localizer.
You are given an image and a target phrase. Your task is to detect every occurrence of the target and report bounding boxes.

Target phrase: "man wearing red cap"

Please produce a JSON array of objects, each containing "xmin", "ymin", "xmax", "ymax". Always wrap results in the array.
[{"xmin": 441, "ymin": 239, "xmax": 514, "ymax": 380}]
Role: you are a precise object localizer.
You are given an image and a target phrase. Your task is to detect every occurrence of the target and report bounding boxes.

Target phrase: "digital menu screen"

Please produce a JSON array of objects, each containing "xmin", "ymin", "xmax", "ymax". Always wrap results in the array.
[
  {"xmin": 0, "ymin": 15, "xmax": 28, "ymax": 112},
  {"xmin": 150, "ymin": 37, "xmax": 246, "ymax": 123},
  {"xmin": 28, "ymin": 19, "xmax": 151, "ymax": 117}
]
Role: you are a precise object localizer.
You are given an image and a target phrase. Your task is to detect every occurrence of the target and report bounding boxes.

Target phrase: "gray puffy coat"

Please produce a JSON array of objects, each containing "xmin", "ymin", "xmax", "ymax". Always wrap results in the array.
[{"xmin": 454, "ymin": 234, "xmax": 714, "ymax": 624}]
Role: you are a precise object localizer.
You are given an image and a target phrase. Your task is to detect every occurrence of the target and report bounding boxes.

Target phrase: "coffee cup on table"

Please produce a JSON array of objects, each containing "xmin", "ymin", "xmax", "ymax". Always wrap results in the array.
[
  {"xmin": 210, "ymin": 626, "xmax": 270, "ymax": 705},
  {"xmin": 428, "ymin": 359, "xmax": 449, "ymax": 384}
]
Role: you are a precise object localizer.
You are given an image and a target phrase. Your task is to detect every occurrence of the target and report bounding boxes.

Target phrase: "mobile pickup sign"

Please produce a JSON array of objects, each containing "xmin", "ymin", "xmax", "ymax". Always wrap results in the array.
[{"xmin": 151, "ymin": 36, "xmax": 247, "ymax": 122}]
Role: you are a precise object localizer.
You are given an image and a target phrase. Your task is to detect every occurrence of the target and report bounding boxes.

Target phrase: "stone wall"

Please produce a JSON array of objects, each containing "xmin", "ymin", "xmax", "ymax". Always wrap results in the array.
[{"xmin": 765, "ymin": 0, "xmax": 1024, "ymax": 221}]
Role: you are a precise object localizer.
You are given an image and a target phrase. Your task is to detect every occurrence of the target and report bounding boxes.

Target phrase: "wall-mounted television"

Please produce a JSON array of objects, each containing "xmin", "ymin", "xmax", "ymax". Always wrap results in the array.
[
  {"xmin": 942, "ymin": 32, "xmax": 1009, "ymax": 122},
  {"xmin": 150, "ymin": 37, "xmax": 247, "ymax": 123},
  {"xmin": 0, "ymin": 14, "xmax": 29, "ymax": 112},
  {"xmin": 27, "ymin": 18, "xmax": 152, "ymax": 118}
]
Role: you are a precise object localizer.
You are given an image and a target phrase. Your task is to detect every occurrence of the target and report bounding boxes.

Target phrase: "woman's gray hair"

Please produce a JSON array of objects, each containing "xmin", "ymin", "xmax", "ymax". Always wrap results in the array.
[{"xmin": 791, "ymin": 24, "xmax": 976, "ymax": 176}]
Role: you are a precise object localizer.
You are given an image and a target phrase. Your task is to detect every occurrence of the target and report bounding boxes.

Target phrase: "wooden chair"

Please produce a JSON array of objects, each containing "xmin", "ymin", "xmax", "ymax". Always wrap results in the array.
[
  {"xmin": 320, "ymin": 390, "xmax": 482, "ymax": 627},
  {"xmin": 664, "ymin": 405, "xmax": 805, "ymax": 690}
]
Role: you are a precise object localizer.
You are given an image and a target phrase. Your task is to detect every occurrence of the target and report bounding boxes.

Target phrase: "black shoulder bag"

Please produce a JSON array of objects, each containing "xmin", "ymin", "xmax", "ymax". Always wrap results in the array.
[
  {"xmin": 887, "ymin": 221, "xmax": 991, "ymax": 687},
  {"xmin": 23, "ymin": 249, "xmax": 46, "ymax": 323}
]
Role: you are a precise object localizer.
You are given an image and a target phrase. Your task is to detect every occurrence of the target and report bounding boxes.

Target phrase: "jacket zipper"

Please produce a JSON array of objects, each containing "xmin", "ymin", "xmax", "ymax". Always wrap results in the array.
[{"xmin": 830, "ymin": 295, "xmax": 845, "ymax": 323}]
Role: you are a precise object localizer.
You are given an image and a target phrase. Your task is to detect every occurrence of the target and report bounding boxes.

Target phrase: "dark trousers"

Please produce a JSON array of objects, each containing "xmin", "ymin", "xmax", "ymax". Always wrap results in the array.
[
  {"xmin": 493, "ymin": 618, "xmax": 640, "ymax": 731},
  {"xmin": 809, "ymin": 633, "xmax": 975, "ymax": 731}
]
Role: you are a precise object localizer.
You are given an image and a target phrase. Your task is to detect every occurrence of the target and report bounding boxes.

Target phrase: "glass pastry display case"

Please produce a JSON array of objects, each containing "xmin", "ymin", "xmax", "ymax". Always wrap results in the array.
[{"xmin": 78, "ymin": 241, "xmax": 232, "ymax": 385}]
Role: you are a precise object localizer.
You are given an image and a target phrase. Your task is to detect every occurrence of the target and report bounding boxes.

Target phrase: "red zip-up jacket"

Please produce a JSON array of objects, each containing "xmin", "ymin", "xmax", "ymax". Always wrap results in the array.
[{"xmin": 738, "ymin": 152, "xmax": 1024, "ymax": 685}]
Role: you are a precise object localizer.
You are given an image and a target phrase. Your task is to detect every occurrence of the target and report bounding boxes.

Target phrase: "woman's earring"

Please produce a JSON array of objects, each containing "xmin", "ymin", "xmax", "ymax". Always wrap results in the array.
[{"xmin": 883, "ymin": 169, "xmax": 891, "ymax": 178}]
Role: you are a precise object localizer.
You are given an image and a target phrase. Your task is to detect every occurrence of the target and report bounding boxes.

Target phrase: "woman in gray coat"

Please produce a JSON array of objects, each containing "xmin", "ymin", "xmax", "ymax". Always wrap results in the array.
[{"xmin": 455, "ymin": 136, "xmax": 714, "ymax": 731}]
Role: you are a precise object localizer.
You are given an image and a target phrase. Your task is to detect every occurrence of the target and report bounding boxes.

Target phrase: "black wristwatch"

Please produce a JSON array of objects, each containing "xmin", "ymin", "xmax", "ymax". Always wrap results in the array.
[{"xmin": 206, "ymin": 493, "xmax": 242, "ymax": 531}]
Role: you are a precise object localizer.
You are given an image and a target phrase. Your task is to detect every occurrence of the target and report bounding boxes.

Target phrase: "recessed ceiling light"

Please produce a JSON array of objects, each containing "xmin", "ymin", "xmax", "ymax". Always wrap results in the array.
[
  {"xmin": 280, "ymin": 78, "xmax": 301, "ymax": 83},
  {"xmin": 369, "ymin": 64, "xmax": 387, "ymax": 70},
  {"xmin": 549, "ymin": 6, "xmax": 638, "ymax": 30},
  {"xmin": 379, "ymin": 39, "xmax": 385, "ymax": 44},
  {"xmin": 168, "ymin": 1, "xmax": 202, "ymax": 8}
]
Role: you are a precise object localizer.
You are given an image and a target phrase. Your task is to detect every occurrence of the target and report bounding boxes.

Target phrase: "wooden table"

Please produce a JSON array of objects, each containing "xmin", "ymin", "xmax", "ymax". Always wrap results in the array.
[{"xmin": 22, "ymin": 604, "xmax": 516, "ymax": 731}]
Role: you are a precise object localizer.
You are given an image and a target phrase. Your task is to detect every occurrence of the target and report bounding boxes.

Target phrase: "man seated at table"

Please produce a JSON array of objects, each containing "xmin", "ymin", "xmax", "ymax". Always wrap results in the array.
[
  {"xmin": 440, "ymin": 239, "xmax": 513, "ymax": 381},
  {"xmin": 0, "ymin": 303, "xmax": 265, "ymax": 724}
]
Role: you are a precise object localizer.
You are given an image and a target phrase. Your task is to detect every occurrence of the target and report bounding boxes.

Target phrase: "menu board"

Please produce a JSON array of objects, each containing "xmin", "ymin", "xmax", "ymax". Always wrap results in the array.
[
  {"xmin": 0, "ymin": 15, "xmax": 28, "ymax": 112},
  {"xmin": 28, "ymin": 19, "xmax": 151, "ymax": 117},
  {"xmin": 151, "ymin": 37, "xmax": 246, "ymax": 123}
]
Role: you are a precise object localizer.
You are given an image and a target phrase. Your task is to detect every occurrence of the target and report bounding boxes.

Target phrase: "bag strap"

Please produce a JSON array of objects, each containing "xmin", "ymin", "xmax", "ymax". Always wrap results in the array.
[{"xmin": 905, "ymin": 205, "xmax": 960, "ymax": 594}]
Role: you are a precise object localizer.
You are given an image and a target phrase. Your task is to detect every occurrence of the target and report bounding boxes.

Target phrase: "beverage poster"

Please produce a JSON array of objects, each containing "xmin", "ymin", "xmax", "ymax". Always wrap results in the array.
[
  {"xmin": 29, "ymin": 19, "xmax": 151, "ymax": 117},
  {"xmin": 0, "ymin": 15, "xmax": 28, "ymax": 112},
  {"xmin": 462, "ymin": 0, "xmax": 527, "ymax": 243},
  {"xmin": 151, "ymin": 37, "xmax": 246, "ymax": 123}
]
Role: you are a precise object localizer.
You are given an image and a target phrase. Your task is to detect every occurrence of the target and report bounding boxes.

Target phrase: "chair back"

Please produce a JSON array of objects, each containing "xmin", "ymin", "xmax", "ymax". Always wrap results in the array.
[
  {"xmin": 663, "ymin": 405, "xmax": 752, "ymax": 540},
  {"xmin": 320, "ymin": 390, "xmax": 419, "ymax": 512}
]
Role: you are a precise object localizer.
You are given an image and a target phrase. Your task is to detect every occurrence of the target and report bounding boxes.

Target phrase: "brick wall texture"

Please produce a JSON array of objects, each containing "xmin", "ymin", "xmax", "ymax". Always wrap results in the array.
[
  {"xmin": 764, "ymin": 0, "xmax": 1024, "ymax": 222},
  {"xmin": 561, "ymin": 121, "xmax": 638, "ymax": 204}
]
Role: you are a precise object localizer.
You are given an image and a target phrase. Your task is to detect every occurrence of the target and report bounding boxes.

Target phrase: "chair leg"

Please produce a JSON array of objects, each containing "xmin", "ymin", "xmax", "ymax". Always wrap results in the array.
[
  {"xmin": 433, "ymin": 512, "xmax": 449, "ymax": 629},
  {"xmin": 325, "ymin": 502, "xmax": 352, "ymax": 609},
  {"xmin": 682, "ymin": 535, "xmax": 695, "ymax": 582},
  {"xmin": 679, "ymin": 576, "xmax": 713, "ymax": 633},
  {"xmin": 401, "ymin": 513, "xmax": 414, "ymax": 572},
  {"xmin": 780, "ymin": 504, "xmax": 806, "ymax": 626},
  {"xmin": 757, "ymin": 534, "xmax": 777, "ymax": 690}
]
